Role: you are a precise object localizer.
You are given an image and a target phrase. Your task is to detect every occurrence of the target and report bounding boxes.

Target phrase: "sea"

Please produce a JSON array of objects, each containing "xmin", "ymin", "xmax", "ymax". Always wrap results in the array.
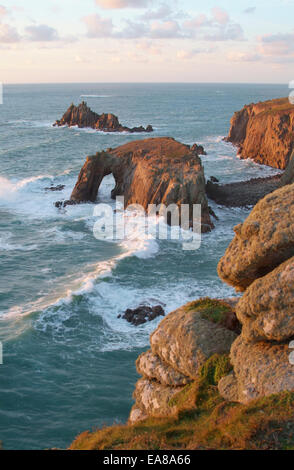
[{"xmin": 0, "ymin": 83, "xmax": 287, "ymax": 449}]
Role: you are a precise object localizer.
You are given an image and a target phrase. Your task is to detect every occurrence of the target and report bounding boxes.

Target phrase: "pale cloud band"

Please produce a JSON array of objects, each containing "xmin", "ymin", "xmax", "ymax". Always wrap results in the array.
[{"xmin": 0, "ymin": 0, "xmax": 293, "ymax": 83}]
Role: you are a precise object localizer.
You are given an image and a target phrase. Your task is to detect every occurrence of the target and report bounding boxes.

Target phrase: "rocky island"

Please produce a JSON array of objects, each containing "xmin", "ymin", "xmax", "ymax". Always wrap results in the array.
[
  {"xmin": 53, "ymin": 102, "xmax": 153, "ymax": 133},
  {"xmin": 226, "ymin": 97, "xmax": 294, "ymax": 169},
  {"xmin": 56, "ymin": 137, "xmax": 214, "ymax": 233}
]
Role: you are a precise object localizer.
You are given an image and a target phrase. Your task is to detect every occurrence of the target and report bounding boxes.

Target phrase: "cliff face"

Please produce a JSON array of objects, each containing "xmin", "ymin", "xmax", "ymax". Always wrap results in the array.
[
  {"xmin": 226, "ymin": 97, "xmax": 294, "ymax": 169},
  {"xmin": 68, "ymin": 137, "xmax": 214, "ymax": 233},
  {"xmin": 53, "ymin": 102, "xmax": 153, "ymax": 133},
  {"xmin": 218, "ymin": 183, "xmax": 294, "ymax": 404}
]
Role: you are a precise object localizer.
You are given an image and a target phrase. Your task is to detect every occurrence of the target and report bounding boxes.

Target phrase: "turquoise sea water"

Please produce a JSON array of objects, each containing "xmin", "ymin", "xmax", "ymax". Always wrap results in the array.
[{"xmin": 0, "ymin": 83, "xmax": 287, "ymax": 449}]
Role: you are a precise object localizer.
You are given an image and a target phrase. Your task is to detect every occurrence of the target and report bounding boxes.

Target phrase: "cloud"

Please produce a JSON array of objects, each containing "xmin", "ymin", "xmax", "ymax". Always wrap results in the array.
[
  {"xmin": 211, "ymin": 6, "xmax": 230, "ymax": 25},
  {"xmin": 227, "ymin": 51, "xmax": 261, "ymax": 62},
  {"xmin": 83, "ymin": 6, "xmax": 244, "ymax": 42},
  {"xmin": 82, "ymin": 14, "xmax": 114, "ymax": 37},
  {"xmin": 0, "ymin": 23, "xmax": 20, "ymax": 42},
  {"xmin": 258, "ymin": 32, "xmax": 294, "ymax": 57},
  {"xmin": 136, "ymin": 40, "xmax": 162, "ymax": 55},
  {"xmin": 204, "ymin": 23, "xmax": 245, "ymax": 41},
  {"xmin": 243, "ymin": 7, "xmax": 256, "ymax": 14},
  {"xmin": 25, "ymin": 24, "xmax": 60, "ymax": 42},
  {"xmin": 95, "ymin": 0, "xmax": 150, "ymax": 9},
  {"xmin": 184, "ymin": 8, "xmax": 245, "ymax": 41},
  {"xmin": 0, "ymin": 5, "xmax": 7, "ymax": 17},
  {"xmin": 140, "ymin": 4, "xmax": 172, "ymax": 21},
  {"xmin": 176, "ymin": 49, "xmax": 201, "ymax": 60},
  {"xmin": 149, "ymin": 20, "xmax": 181, "ymax": 38}
]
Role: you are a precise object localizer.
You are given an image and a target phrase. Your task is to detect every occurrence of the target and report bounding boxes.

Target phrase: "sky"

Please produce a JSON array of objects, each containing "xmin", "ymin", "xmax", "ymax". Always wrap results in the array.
[{"xmin": 0, "ymin": 0, "xmax": 294, "ymax": 83}]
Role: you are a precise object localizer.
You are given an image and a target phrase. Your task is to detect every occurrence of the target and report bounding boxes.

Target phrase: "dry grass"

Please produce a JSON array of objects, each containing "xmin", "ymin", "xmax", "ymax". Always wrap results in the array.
[{"xmin": 70, "ymin": 355, "xmax": 294, "ymax": 451}]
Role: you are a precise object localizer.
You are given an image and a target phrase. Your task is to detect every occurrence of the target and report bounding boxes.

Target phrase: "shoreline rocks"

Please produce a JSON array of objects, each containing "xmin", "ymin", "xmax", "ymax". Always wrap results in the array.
[
  {"xmin": 53, "ymin": 102, "xmax": 153, "ymax": 134},
  {"xmin": 225, "ymin": 97, "xmax": 294, "ymax": 169},
  {"xmin": 206, "ymin": 174, "xmax": 281, "ymax": 207}
]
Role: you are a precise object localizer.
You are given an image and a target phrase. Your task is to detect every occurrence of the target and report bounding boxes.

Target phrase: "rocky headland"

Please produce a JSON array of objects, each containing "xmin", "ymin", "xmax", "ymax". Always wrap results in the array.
[
  {"xmin": 53, "ymin": 102, "xmax": 153, "ymax": 133},
  {"xmin": 225, "ymin": 97, "xmax": 294, "ymax": 169},
  {"xmin": 70, "ymin": 179, "xmax": 294, "ymax": 450},
  {"xmin": 56, "ymin": 137, "xmax": 214, "ymax": 233}
]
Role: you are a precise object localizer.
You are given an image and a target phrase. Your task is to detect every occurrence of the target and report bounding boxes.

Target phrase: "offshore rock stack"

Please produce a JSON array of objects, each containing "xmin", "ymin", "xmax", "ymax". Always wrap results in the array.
[
  {"xmin": 53, "ymin": 102, "xmax": 153, "ymax": 133},
  {"xmin": 218, "ymin": 183, "xmax": 294, "ymax": 404}
]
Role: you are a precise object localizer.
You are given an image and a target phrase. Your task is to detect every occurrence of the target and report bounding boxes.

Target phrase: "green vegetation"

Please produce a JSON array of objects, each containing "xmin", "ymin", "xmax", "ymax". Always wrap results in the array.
[
  {"xmin": 69, "ymin": 354, "xmax": 294, "ymax": 450},
  {"xmin": 185, "ymin": 297, "xmax": 232, "ymax": 325}
]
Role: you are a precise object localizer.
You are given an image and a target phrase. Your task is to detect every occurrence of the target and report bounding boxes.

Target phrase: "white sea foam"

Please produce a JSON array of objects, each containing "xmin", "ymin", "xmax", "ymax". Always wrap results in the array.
[
  {"xmin": 80, "ymin": 94, "xmax": 112, "ymax": 98},
  {"xmin": 0, "ymin": 232, "xmax": 37, "ymax": 252}
]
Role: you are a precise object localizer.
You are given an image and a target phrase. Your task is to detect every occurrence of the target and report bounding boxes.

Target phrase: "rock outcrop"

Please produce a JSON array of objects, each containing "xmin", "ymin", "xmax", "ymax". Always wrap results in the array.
[
  {"xmin": 129, "ymin": 299, "xmax": 238, "ymax": 423},
  {"xmin": 53, "ymin": 102, "xmax": 153, "ymax": 133},
  {"xmin": 217, "ymin": 183, "xmax": 294, "ymax": 291},
  {"xmin": 206, "ymin": 174, "xmax": 281, "ymax": 208},
  {"xmin": 280, "ymin": 149, "xmax": 294, "ymax": 186},
  {"xmin": 150, "ymin": 301, "xmax": 237, "ymax": 379},
  {"xmin": 60, "ymin": 137, "xmax": 214, "ymax": 233},
  {"xmin": 226, "ymin": 97, "xmax": 294, "ymax": 169},
  {"xmin": 228, "ymin": 337, "xmax": 294, "ymax": 405},
  {"xmin": 218, "ymin": 183, "xmax": 294, "ymax": 404},
  {"xmin": 237, "ymin": 257, "xmax": 294, "ymax": 343},
  {"xmin": 120, "ymin": 305, "xmax": 165, "ymax": 326},
  {"xmin": 191, "ymin": 143, "xmax": 207, "ymax": 156}
]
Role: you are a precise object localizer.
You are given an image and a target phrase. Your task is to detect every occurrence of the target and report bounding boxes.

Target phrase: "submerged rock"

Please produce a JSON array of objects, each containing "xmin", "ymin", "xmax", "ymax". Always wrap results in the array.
[
  {"xmin": 121, "ymin": 305, "xmax": 165, "ymax": 326},
  {"xmin": 53, "ymin": 102, "xmax": 153, "ymax": 134},
  {"xmin": 225, "ymin": 97, "xmax": 294, "ymax": 169},
  {"xmin": 45, "ymin": 184, "xmax": 65, "ymax": 192},
  {"xmin": 218, "ymin": 183, "xmax": 294, "ymax": 291}
]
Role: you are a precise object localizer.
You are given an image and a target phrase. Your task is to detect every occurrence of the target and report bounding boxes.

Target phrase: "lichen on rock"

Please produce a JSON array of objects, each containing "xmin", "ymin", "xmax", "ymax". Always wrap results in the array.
[{"xmin": 218, "ymin": 183, "xmax": 294, "ymax": 291}]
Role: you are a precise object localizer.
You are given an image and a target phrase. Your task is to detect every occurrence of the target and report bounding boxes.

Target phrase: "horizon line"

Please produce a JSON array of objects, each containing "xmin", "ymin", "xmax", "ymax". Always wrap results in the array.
[{"xmin": 3, "ymin": 81, "xmax": 289, "ymax": 86}]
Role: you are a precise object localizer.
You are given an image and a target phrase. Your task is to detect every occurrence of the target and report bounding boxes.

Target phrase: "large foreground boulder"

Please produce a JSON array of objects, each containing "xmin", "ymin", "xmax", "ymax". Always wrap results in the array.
[
  {"xmin": 237, "ymin": 257, "xmax": 294, "ymax": 343},
  {"xmin": 130, "ymin": 299, "xmax": 238, "ymax": 423},
  {"xmin": 218, "ymin": 183, "xmax": 294, "ymax": 291},
  {"xmin": 53, "ymin": 102, "xmax": 153, "ymax": 133},
  {"xmin": 226, "ymin": 97, "xmax": 294, "ymax": 169},
  {"xmin": 150, "ymin": 300, "xmax": 237, "ymax": 379},
  {"xmin": 67, "ymin": 137, "xmax": 214, "ymax": 233},
  {"xmin": 229, "ymin": 336, "xmax": 294, "ymax": 404}
]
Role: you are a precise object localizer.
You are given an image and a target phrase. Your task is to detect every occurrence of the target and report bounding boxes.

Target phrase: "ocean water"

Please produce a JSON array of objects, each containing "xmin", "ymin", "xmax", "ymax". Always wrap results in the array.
[{"xmin": 0, "ymin": 83, "xmax": 287, "ymax": 450}]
